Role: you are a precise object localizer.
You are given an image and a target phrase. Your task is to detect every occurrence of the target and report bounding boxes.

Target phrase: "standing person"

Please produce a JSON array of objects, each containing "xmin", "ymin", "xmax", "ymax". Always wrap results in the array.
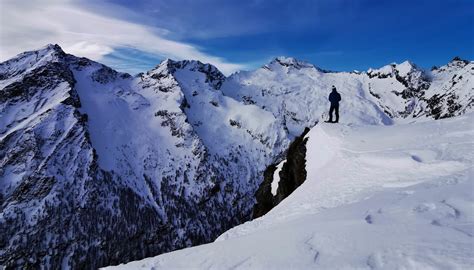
[{"xmin": 327, "ymin": 85, "xmax": 341, "ymax": 123}]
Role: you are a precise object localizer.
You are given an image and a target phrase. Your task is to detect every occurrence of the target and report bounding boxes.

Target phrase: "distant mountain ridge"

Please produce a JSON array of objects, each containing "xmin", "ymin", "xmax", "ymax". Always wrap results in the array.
[{"xmin": 0, "ymin": 44, "xmax": 472, "ymax": 269}]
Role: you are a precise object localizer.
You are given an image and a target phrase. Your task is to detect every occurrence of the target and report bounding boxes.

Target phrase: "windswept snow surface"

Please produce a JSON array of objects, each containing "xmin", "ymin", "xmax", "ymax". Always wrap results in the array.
[{"xmin": 106, "ymin": 113, "xmax": 474, "ymax": 270}]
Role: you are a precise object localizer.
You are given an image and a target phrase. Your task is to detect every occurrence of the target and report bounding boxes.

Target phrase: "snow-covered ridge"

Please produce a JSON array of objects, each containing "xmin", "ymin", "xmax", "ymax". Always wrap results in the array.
[
  {"xmin": 367, "ymin": 60, "xmax": 419, "ymax": 78},
  {"xmin": 223, "ymin": 55, "xmax": 472, "ymax": 129}
]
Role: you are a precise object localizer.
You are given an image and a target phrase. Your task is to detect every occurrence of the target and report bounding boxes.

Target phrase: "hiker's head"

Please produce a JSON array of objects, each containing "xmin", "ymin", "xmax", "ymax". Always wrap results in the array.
[{"xmin": 332, "ymin": 85, "xmax": 337, "ymax": 92}]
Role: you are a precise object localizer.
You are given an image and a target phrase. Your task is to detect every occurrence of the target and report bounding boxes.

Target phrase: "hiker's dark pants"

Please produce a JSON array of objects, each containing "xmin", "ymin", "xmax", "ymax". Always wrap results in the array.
[{"xmin": 329, "ymin": 103, "xmax": 339, "ymax": 122}]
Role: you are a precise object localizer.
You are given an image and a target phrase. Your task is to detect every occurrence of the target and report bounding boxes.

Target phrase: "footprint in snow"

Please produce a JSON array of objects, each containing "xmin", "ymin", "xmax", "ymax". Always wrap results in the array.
[
  {"xmin": 411, "ymin": 155, "xmax": 423, "ymax": 162},
  {"xmin": 413, "ymin": 202, "xmax": 437, "ymax": 213},
  {"xmin": 365, "ymin": 214, "xmax": 373, "ymax": 224}
]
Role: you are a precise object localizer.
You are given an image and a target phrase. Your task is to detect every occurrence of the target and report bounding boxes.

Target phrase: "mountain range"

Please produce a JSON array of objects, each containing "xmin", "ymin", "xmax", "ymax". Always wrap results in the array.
[{"xmin": 0, "ymin": 44, "xmax": 472, "ymax": 269}]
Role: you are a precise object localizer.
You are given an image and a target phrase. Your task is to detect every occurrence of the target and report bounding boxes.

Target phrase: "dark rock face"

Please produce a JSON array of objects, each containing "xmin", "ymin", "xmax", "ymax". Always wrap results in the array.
[
  {"xmin": 162, "ymin": 59, "xmax": 226, "ymax": 90},
  {"xmin": 91, "ymin": 65, "xmax": 118, "ymax": 84},
  {"xmin": 252, "ymin": 164, "xmax": 277, "ymax": 219},
  {"xmin": 253, "ymin": 127, "xmax": 310, "ymax": 218}
]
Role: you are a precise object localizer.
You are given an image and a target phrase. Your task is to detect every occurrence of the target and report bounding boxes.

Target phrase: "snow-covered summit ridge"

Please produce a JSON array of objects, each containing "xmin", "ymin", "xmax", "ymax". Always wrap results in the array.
[
  {"xmin": 266, "ymin": 56, "xmax": 316, "ymax": 70},
  {"xmin": 367, "ymin": 60, "xmax": 420, "ymax": 78}
]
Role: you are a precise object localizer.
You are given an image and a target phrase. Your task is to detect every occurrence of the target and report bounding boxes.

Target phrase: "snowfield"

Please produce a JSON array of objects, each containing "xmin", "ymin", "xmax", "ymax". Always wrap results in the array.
[{"xmin": 106, "ymin": 113, "xmax": 474, "ymax": 270}]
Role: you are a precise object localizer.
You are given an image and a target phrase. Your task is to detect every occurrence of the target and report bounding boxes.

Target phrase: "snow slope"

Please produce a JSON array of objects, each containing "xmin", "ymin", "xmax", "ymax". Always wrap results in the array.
[{"xmin": 107, "ymin": 113, "xmax": 474, "ymax": 269}]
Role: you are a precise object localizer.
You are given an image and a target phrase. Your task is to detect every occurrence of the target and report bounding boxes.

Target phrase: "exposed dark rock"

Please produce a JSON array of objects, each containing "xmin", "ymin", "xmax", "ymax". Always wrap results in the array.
[
  {"xmin": 426, "ymin": 94, "xmax": 444, "ymax": 119},
  {"xmin": 162, "ymin": 59, "xmax": 226, "ymax": 90},
  {"xmin": 242, "ymin": 96, "xmax": 256, "ymax": 105},
  {"xmin": 369, "ymin": 90, "xmax": 381, "ymax": 99},
  {"xmin": 253, "ymin": 127, "xmax": 311, "ymax": 218},
  {"xmin": 0, "ymin": 61, "xmax": 75, "ymax": 103},
  {"xmin": 91, "ymin": 66, "xmax": 118, "ymax": 84},
  {"xmin": 229, "ymin": 119, "xmax": 242, "ymax": 128}
]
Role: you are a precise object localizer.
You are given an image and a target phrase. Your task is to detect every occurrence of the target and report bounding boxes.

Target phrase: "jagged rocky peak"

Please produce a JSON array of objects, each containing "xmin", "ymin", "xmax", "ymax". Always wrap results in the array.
[
  {"xmin": 14, "ymin": 43, "xmax": 66, "ymax": 64},
  {"xmin": 430, "ymin": 57, "xmax": 472, "ymax": 74},
  {"xmin": 142, "ymin": 59, "xmax": 181, "ymax": 93},
  {"xmin": 25, "ymin": 43, "xmax": 65, "ymax": 58},
  {"xmin": 0, "ymin": 44, "xmax": 67, "ymax": 79},
  {"xmin": 450, "ymin": 56, "xmax": 470, "ymax": 65},
  {"xmin": 0, "ymin": 43, "xmax": 79, "ymax": 110},
  {"xmin": 446, "ymin": 56, "xmax": 471, "ymax": 69},
  {"xmin": 148, "ymin": 58, "xmax": 175, "ymax": 76},
  {"xmin": 149, "ymin": 58, "xmax": 226, "ymax": 90}
]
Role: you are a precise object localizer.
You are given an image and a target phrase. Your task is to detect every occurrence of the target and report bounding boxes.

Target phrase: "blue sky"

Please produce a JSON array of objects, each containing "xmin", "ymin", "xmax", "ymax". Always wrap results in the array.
[{"xmin": 1, "ymin": 0, "xmax": 473, "ymax": 74}]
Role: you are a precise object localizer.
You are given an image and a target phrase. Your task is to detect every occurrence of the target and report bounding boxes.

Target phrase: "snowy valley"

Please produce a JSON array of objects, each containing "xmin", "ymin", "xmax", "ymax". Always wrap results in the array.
[{"xmin": 0, "ymin": 44, "xmax": 473, "ymax": 269}]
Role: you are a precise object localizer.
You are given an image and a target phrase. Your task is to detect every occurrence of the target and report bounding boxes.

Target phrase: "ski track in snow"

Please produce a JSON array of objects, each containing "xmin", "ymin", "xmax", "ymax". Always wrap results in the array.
[{"xmin": 106, "ymin": 113, "xmax": 474, "ymax": 270}]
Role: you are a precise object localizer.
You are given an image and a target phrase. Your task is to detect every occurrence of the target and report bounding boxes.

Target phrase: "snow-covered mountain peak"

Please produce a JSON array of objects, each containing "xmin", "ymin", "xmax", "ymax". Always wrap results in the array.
[
  {"xmin": 264, "ymin": 56, "xmax": 315, "ymax": 71},
  {"xmin": 17, "ymin": 43, "xmax": 65, "ymax": 63},
  {"xmin": 42, "ymin": 43, "xmax": 64, "ymax": 53},
  {"xmin": 395, "ymin": 60, "xmax": 417, "ymax": 76},
  {"xmin": 446, "ymin": 56, "xmax": 471, "ymax": 69},
  {"xmin": 26, "ymin": 43, "xmax": 65, "ymax": 59},
  {"xmin": 367, "ymin": 60, "xmax": 421, "ymax": 79},
  {"xmin": 0, "ymin": 44, "xmax": 66, "ymax": 81},
  {"xmin": 149, "ymin": 58, "xmax": 225, "ymax": 90},
  {"xmin": 431, "ymin": 57, "xmax": 472, "ymax": 75},
  {"xmin": 145, "ymin": 59, "xmax": 172, "ymax": 79}
]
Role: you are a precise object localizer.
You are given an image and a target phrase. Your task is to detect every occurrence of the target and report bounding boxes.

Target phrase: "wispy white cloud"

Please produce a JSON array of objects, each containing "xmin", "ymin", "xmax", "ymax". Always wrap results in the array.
[{"xmin": 0, "ymin": 0, "xmax": 245, "ymax": 74}]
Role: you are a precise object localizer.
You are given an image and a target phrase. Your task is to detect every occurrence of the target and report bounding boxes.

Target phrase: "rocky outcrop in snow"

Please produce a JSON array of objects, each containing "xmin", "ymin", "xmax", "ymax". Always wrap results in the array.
[{"xmin": 253, "ymin": 127, "xmax": 310, "ymax": 218}]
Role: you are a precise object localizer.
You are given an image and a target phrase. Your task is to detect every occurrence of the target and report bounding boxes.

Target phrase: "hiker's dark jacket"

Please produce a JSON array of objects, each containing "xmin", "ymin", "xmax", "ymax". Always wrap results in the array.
[{"xmin": 329, "ymin": 91, "xmax": 341, "ymax": 105}]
